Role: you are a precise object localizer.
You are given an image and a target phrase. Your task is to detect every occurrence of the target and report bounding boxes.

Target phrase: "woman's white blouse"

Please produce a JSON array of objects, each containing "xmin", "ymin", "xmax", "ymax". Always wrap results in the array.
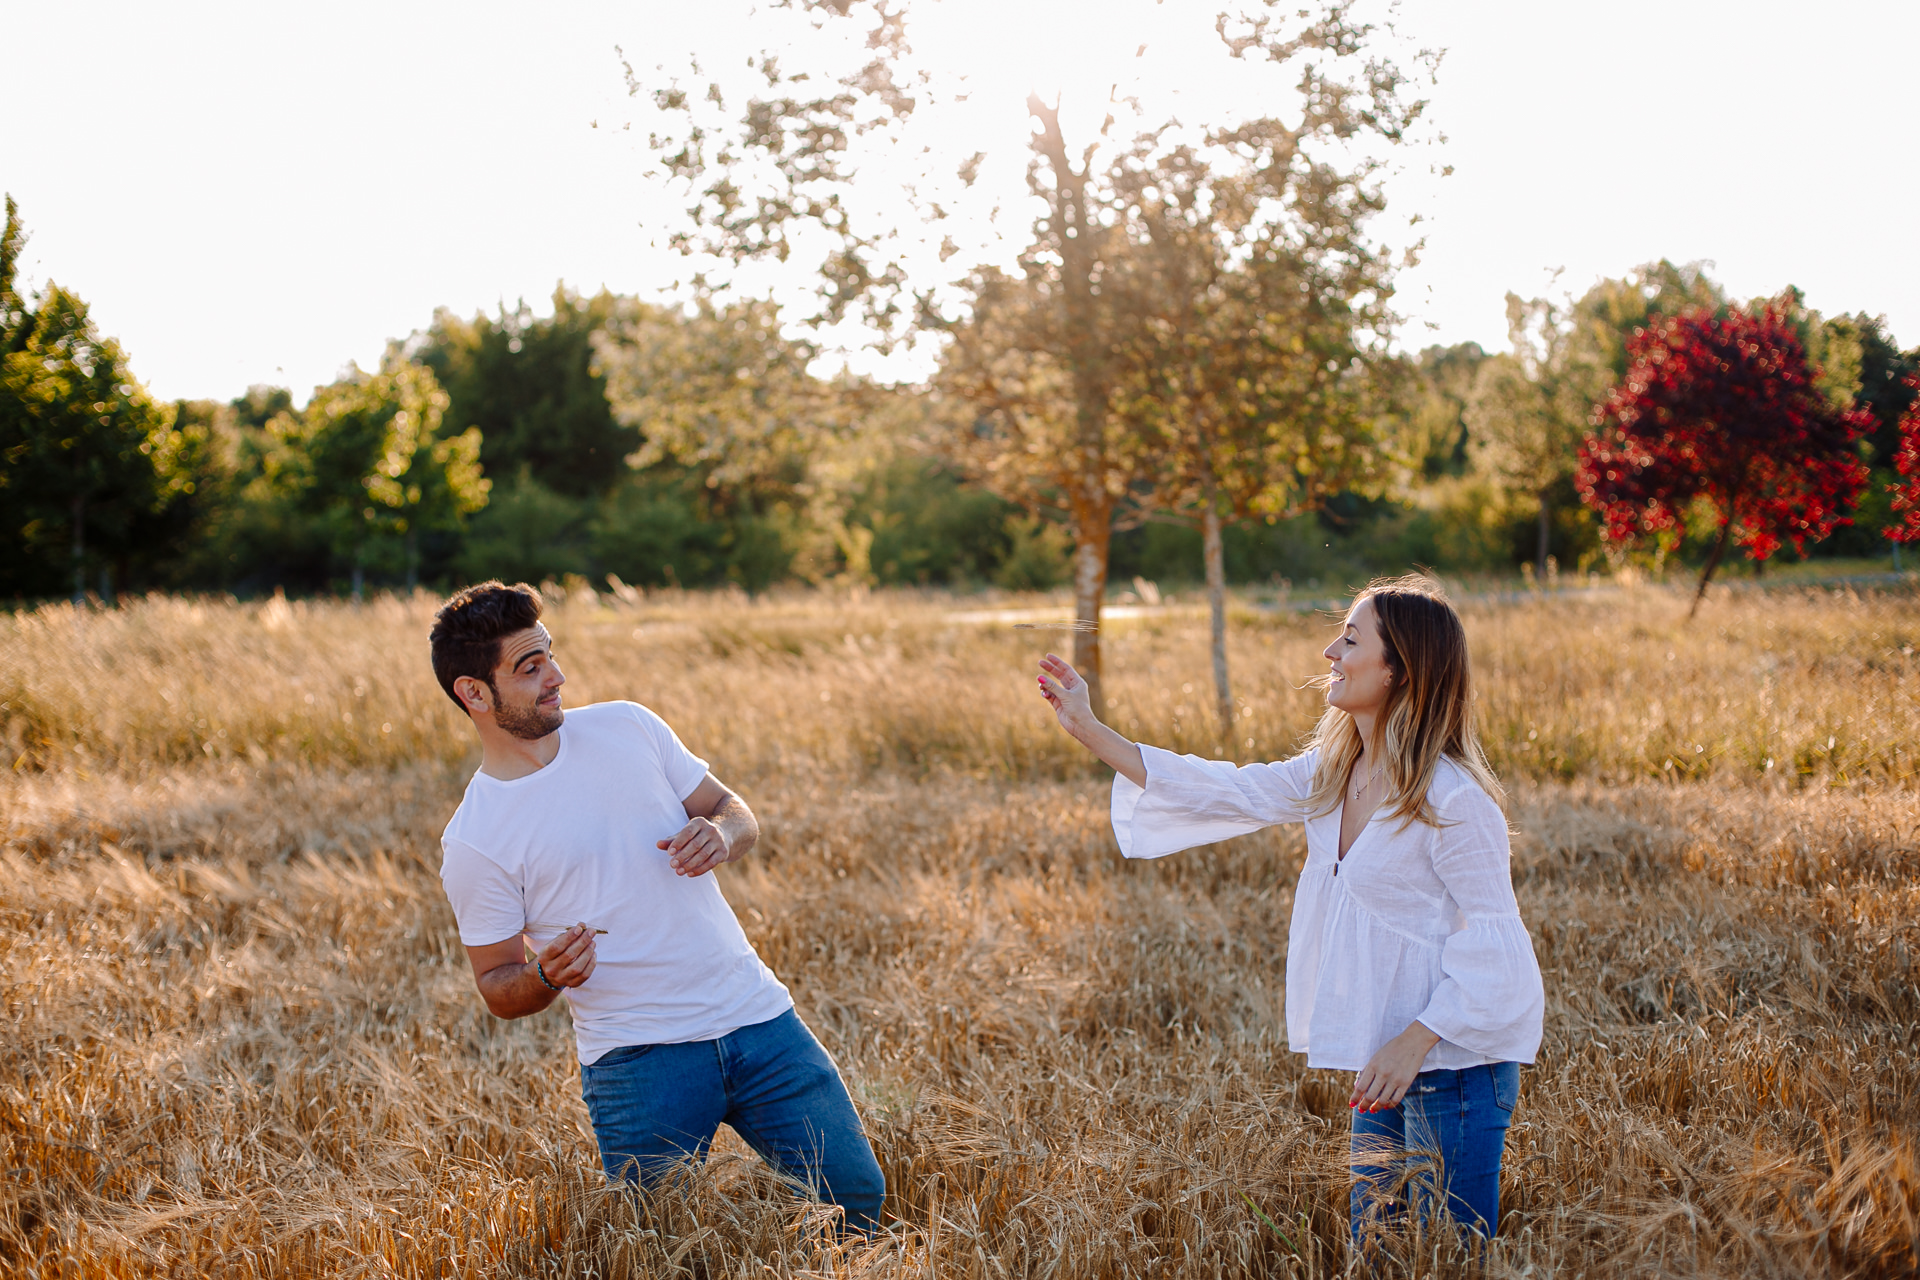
[{"xmin": 1112, "ymin": 745, "xmax": 1545, "ymax": 1073}]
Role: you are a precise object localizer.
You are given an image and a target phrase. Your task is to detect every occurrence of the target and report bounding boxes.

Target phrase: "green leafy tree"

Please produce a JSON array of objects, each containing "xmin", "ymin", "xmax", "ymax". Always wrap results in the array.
[
  {"xmin": 266, "ymin": 358, "xmax": 488, "ymax": 595},
  {"xmin": 593, "ymin": 296, "xmax": 838, "ymax": 588},
  {"xmin": 140, "ymin": 398, "xmax": 256, "ymax": 588},
  {"xmin": 596, "ymin": 297, "xmax": 825, "ymax": 490},
  {"xmin": 458, "ymin": 474, "xmax": 593, "ymax": 586},
  {"xmin": 1404, "ymin": 343, "xmax": 1487, "ymax": 478},
  {"xmin": 94, "ymin": 393, "xmax": 260, "ymax": 599},
  {"xmin": 411, "ymin": 287, "xmax": 638, "ymax": 499},
  {"xmin": 194, "ymin": 386, "xmax": 337, "ymax": 593},
  {"xmin": 1832, "ymin": 315, "xmax": 1920, "ymax": 468},
  {"xmin": 1565, "ymin": 260, "xmax": 1726, "ymax": 385},
  {"xmin": 1762, "ymin": 300, "xmax": 1915, "ymax": 560},
  {"xmin": 841, "ymin": 446, "xmax": 1018, "ymax": 588},
  {"xmin": 1465, "ymin": 294, "xmax": 1599, "ymax": 577},
  {"xmin": 0, "ymin": 196, "xmax": 177, "ymax": 600},
  {"xmin": 231, "ymin": 385, "xmax": 295, "ymax": 431},
  {"xmin": 1107, "ymin": 141, "xmax": 1399, "ymax": 737}
]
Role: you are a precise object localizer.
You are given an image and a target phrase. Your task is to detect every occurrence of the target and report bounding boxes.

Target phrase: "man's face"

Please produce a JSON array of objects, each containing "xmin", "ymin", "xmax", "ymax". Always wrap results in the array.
[{"xmin": 484, "ymin": 624, "xmax": 566, "ymax": 740}]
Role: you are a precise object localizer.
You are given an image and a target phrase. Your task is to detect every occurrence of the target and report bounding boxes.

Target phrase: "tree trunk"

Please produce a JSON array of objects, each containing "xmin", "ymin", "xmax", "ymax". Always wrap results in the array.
[
  {"xmin": 1031, "ymin": 93, "xmax": 1115, "ymax": 718},
  {"xmin": 405, "ymin": 529, "xmax": 419, "ymax": 591},
  {"xmin": 351, "ymin": 555, "xmax": 365, "ymax": 603},
  {"xmin": 69, "ymin": 495, "xmax": 85, "ymax": 604},
  {"xmin": 1204, "ymin": 503, "xmax": 1232, "ymax": 749},
  {"xmin": 1688, "ymin": 520, "xmax": 1736, "ymax": 621},
  {"xmin": 1070, "ymin": 489, "xmax": 1111, "ymax": 716},
  {"xmin": 1535, "ymin": 490, "xmax": 1551, "ymax": 581}
]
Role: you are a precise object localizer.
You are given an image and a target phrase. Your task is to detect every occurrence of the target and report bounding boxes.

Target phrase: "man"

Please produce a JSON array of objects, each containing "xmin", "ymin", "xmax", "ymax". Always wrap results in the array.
[{"xmin": 429, "ymin": 580, "xmax": 885, "ymax": 1230}]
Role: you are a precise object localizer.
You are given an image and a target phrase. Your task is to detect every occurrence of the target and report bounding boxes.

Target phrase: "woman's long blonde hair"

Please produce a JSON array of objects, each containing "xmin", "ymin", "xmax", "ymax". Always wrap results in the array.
[{"xmin": 1303, "ymin": 575, "xmax": 1503, "ymax": 825}]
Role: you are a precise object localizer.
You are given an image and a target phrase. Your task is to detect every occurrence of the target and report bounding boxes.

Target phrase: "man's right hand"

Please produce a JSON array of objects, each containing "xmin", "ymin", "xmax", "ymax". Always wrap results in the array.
[
  {"xmin": 537, "ymin": 923, "xmax": 597, "ymax": 988},
  {"xmin": 465, "ymin": 925, "xmax": 597, "ymax": 1019}
]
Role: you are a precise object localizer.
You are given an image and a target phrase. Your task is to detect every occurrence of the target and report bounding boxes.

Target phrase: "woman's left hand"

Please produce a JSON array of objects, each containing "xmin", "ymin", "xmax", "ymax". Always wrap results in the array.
[
  {"xmin": 1034, "ymin": 654, "xmax": 1148, "ymax": 787},
  {"xmin": 1350, "ymin": 1021, "xmax": 1442, "ymax": 1112},
  {"xmin": 1037, "ymin": 653, "xmax": 1095, "ymax": 733}
]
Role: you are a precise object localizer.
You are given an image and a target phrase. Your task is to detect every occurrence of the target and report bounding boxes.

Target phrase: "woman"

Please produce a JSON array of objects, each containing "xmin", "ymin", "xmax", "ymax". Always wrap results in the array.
[{"xmin": 1036, "ymin": 576, "xmax": 1544, "ymax": 1244}]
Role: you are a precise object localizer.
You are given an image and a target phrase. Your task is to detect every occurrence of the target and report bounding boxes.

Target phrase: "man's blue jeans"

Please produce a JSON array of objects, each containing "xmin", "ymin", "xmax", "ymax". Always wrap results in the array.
[
  {"xmin": 1350, "ymin": 1061, "xmax": 1520, "ymax": 1244},
  {"xmin": 579, "ymin": 1009, "xmax": 886, "ymax": 1232}
]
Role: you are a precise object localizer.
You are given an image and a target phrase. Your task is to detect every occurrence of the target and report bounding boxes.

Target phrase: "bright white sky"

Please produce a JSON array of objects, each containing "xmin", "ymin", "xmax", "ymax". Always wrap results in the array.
[{"xmin": 3, "ymin": 0, "xmax": 1915, "ymax": 405}]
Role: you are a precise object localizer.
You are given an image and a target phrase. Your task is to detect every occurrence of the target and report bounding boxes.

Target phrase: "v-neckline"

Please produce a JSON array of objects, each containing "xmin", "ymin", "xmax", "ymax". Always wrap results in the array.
[{"xmin": 1336, "ymin": 796, "xmax": 1380, "ymax": 864}]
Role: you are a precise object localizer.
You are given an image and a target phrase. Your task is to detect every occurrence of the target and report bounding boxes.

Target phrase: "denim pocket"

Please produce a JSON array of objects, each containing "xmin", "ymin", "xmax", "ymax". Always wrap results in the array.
[
  {"xmin": 1490, "ymin": 1062, "xmax": 1520, "ymax": 1113},
  {"xmin": 587, "ymin": 1043, "xmax": 657, "ymax": 1072}
]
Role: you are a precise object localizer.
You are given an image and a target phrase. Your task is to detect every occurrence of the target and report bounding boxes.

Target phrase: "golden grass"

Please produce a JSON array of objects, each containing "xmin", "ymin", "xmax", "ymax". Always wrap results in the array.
[{"xmin": 3, "ymin": 582, "xmax": 1919, "ymax": 1277}]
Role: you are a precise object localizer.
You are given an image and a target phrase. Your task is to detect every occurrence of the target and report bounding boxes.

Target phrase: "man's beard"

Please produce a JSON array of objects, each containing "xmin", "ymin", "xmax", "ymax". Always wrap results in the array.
[{"xmin": 490, "ymin": 684, "xmax": 563, "ymax": 741}]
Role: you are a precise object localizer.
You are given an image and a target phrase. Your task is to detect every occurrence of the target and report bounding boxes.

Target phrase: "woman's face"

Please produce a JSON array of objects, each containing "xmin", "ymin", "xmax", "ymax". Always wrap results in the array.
[{"xmin": 1322, "ymin": 597, "xmax": 1394, "ymax": 718}]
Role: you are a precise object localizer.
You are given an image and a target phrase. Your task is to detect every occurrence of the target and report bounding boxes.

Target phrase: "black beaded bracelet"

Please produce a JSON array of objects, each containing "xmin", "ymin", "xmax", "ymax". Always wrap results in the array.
[{"xmin": 536, "ymin": 960, "xmax": 562, "ymax": 992}]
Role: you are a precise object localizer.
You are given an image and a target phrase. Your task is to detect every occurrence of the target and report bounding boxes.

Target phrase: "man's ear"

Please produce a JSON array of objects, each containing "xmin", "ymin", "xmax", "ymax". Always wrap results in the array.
[{"xmin": 454, "ymin": 675, "xmax": 493, "ymax": 716}]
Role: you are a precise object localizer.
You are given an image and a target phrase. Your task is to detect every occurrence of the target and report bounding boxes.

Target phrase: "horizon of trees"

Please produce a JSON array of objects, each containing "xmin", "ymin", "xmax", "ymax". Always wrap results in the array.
[
  {"xmin": 4, "ymin": 188, "xmax": 1916, "ymax": 610},
  {"xmin": 4, "ymin": 184, "xmax": 1917, "ymax": 613}
]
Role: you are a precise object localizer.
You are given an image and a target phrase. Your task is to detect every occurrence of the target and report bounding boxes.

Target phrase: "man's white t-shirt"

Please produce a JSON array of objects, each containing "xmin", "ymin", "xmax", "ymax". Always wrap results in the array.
[{"xmin": 440, "ymin": 700, "xmax": 793, "ymax": 1065}]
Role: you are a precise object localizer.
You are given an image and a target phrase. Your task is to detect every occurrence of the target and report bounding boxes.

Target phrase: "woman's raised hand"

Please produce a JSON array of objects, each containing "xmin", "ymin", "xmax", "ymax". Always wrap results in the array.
[
  {"xmin": 1036, "ymin": 653, "xmax": 1148, "ymax": 786},
  {"xmin": 1037, "ymin": 653, "xmax": 1095, "ymax": 730}
]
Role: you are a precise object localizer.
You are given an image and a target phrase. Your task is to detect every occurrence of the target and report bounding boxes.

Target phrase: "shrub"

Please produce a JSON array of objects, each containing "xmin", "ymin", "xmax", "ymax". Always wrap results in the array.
[{"xmin": 996, "ymin": 514, "xmax": 1073, "ymax": 591}]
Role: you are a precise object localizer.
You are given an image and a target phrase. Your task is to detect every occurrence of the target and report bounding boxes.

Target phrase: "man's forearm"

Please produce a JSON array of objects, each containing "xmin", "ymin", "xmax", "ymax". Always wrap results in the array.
[
  {"xmin": 479, "ymin": 959, "xmax": 564, "ymax": 1019},
  {"xmin": 711, "ymin": 793, "xmax": 759, "ymax": 862}
]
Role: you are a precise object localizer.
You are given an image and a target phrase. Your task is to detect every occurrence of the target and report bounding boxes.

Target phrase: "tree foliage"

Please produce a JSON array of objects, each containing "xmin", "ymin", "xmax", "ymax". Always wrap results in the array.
[
  {"xmin": 0, "ymin": 196, "xmax": 191, "ymax": 600},
  {"xmin": 411, "ymin": 288, "xmax": 637, "ymax": 499},
  {"xmin": 1837, "ymin": 315, "xmax": 1920, "ymax": 467},
  {"xmin": 1116, "ymin": 129, "xmax": 1399, "ymax": 527},
  {"xmin": 595, "ymin": 296, "xmax": 830, "ymax": 495},
  {"xmin": 1561, "ymin": 261, "xmax": 1725, "ymax": 386},
  {"xmin": 1576, "ymin": 301, "xmax": 1873, "ymax": 617},
  {"xmin": 262, "ymin": 358, "xmax": 487, "ymax": 592},
  {"xmin": 1403, "ymin": 343, "xmax": 1484, "ymax": 477},
  {"xmin": 1084, "ymin": 121, "xmax": 1400, "ymax": 734},
  {"xmin": 1884, "ymin": 375, "xmax": 1920, "ymax": 547},
  {"xmin": 1466, "ymin": 293, "xmax": 1602, "ymax": 575}
]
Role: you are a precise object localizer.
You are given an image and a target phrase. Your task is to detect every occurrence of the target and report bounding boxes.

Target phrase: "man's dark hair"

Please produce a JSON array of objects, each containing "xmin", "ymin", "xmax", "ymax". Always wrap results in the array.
[{"xmin": 429, "ymin": 581, "xmax": 545, "ymax": 714}]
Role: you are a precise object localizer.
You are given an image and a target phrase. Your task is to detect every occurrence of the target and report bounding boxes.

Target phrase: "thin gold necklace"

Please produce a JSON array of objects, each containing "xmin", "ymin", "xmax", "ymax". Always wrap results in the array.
[{"xmin": 1349, "ymin": 758, "xmax": 1384, "ymax": 801}]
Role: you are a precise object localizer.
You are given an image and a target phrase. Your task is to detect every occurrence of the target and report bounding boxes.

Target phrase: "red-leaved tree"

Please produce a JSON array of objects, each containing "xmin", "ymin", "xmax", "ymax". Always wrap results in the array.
[
  {"xmin": 1883, "ymin": 374, "xmax": 1920, "ymax": 548},
  {"xmin": 1575, "ymin": 302, "xmax": 1873, "ymax": 619}
]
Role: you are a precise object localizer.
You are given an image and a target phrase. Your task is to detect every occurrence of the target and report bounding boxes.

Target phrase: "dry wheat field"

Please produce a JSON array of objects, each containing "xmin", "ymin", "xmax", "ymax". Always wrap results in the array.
[{"xmin": 3, "ymin": 581, "xmax": 1919, "ymax": 1278}]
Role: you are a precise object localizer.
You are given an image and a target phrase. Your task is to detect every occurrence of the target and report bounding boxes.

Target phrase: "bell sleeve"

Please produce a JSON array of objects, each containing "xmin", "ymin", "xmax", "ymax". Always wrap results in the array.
[
  {"xmin": 1111, "ymin": 745, "xmax": 1319, "ymax": 860},
  {"xmin": 1413, "ymin": 781, "xmax": 1546, "ymax": 1062}
]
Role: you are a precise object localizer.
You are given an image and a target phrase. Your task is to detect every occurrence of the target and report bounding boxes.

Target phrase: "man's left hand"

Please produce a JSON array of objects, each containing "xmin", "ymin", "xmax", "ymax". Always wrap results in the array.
[{"xmin": 659, "ymin": 817, "xmax": 733, "ymax": 877}]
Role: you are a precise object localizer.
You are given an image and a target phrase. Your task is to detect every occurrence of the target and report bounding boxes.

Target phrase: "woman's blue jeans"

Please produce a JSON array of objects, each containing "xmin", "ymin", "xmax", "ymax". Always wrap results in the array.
[
  {"xmin": 1350, "ymin": 1061, "xmax": 1520, "ymax": 1245},
  {"xmin": 579, "ymin": 1009, "xmax": 886, "ymax": 1232}
]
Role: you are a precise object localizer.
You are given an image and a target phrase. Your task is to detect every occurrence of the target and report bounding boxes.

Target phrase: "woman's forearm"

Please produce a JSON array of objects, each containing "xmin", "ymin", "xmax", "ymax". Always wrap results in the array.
[
  {"xmin": 1036, "ymin": 654, "xmax": 1147, "ymax": 787},
  {"xmin": 1069, "ymin": 715, "xmax": 1147, "ymax": 788}
]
